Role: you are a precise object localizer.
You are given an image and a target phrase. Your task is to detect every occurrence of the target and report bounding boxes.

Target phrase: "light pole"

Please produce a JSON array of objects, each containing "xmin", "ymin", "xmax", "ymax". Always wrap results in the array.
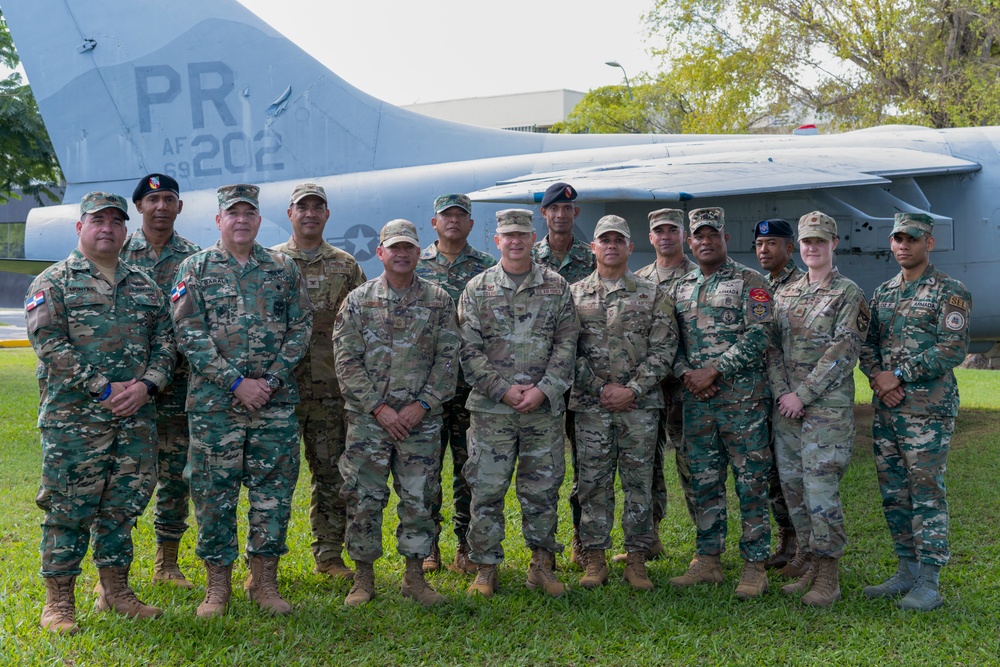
[{"xmin": 605, "ymin": 60, "xmax": 634, "ymax": 100}]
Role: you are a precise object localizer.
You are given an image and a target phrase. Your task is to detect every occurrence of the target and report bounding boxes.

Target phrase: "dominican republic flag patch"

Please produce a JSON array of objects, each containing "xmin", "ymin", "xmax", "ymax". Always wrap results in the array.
[
  {"xmin": 171, "ymin": 282, "xmax": 187, "ymax": 302},
  {"xmin": 25, "ymin": 291, "xmax": 45, "ymax": 312}
]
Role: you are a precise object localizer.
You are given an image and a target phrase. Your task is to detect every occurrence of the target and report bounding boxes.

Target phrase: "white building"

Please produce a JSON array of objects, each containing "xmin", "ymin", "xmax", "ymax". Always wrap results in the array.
[{"xmin": 402, "ymin": 89, "xmax": 585, "ymax": 133}]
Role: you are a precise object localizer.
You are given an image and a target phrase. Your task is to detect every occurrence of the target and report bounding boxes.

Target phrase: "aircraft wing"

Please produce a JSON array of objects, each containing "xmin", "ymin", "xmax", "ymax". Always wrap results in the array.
[{"xmin": 468, "ymin": 147, "xmax": 982, "ymax": 204}]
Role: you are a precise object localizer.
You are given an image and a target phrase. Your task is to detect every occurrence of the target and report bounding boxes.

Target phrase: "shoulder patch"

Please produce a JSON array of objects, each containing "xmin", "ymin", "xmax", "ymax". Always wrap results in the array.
[
  {"xmin": 945, "ymin": 310, "xmax": 966, "ymax": 331},
  {"xmin": 749, "ymin": 287, "xmax": 771, "ymax": 303},
  {"xmin": 856, "ymin": 301, "xmax": 871, "ymax": 334},
  {"xmin": 751, "ymin": 302, "xmax": 771, "ymax": 321},
  {"xmin": 25, "ymin": 290, "xmax": 45, "ymax": 312},
  {"xmin": 170, "ymin": 281, "xmax": 187, "ymax": 302},
  {"xmin": 948, "ymin": 295, "xmax": 968, "ymax": 311}
]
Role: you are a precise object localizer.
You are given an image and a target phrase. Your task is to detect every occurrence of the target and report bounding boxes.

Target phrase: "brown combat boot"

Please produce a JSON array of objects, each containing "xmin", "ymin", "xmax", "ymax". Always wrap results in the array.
[
  {"xmin": 568, "ymin": 529, "xmax": 583, "ymax": 570},
  {"xmin": 669, "ymin": 554, "xmax": 724, "ymax": 587},
  {"xmin": 246, "ymin": 556, "xmax": 292, "ymax": 615},
  {"xmin": 152, "ymin": 541, "xmax": 194, "ymax": 589},
  {"xmin": 422, "ymin": 541, "xmax": 441, "ymax": 573},
  {"xmin": 734, "ymin": 561, "xmax": 768, "ymax": 600},
  {"xmin": 449, "ymin": 542, "xmax": 478, "ymax": 575},
  {"xmin": 801, "ymin": 556, "xmax": 841, "ymax": 607},
  {"xmin": 780, "ymin": 554, "xmax": 815, "ymax": 595},
  {"xmin": 315, "ymin": 555, "xmax": 355, "ymax": 581},
  {"xmin": 778, "ymin": 546, "xmax": 810, "ymax": 578},
  {"xmin": 526, "ymin": 549, "xmax": 566, "ymax": 597},
  {"xmin": 579, "ymin": 550, "xmax": 608, "ymax": 589},
  {"xmin": 467, "ymin": 563, "xmax": 499, "ymax": 597},
  {"xmin": 95, "ymin": 566, "xmax": 162, "ymax": 618},
  {"xmin": 344, "ymin": 561, "xmax": 375, "ymax": 607},
  {"xmin": 623, "ymin": 552, "xmax": 655, "ymax": 591},
  {"xmin": 402, "ymin": 557, "xmax": 446, "ymax": 606},
  {"xmin": 40, "ymin": 575, "xmax": 78, "ymax": 634},
  {"xmin": 196, "ymin": 562, "xmax": 233, "ymax": 618},
  {"xmin": 766, "ymin": 527, "xmax": 796, "ymax": 570},
  {"xmin": 613, "ymin": 521, "xmax": 665, "ymax": 563}
]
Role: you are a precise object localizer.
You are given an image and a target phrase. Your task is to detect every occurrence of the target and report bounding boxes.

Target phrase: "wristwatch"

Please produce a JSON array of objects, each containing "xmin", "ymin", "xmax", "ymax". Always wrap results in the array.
[
  {"xmin": 418, "ymin": 400, "xmax": 431, "ymax": 411},
  {"xmin": 893, "ymin": 367, "xmax": 903, "ymax": 381},
  {"xmin": 262, "ymin": 374, "xmax": 282, "ymax": 390},
  {"xmin": 140, "ymin": 379, "xmax": 159, "ymax": 397}
]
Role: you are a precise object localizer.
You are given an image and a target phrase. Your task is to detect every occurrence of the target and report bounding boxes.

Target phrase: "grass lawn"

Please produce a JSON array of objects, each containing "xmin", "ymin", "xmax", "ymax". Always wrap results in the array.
[{"xmin": 1, "ymin": 349, "xmax": 999, "ymax": 666}]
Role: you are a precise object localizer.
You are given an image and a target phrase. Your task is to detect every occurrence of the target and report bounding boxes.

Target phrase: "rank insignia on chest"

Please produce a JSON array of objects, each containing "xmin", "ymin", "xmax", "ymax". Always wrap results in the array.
[
  {"xmin": 171, "ymin": 282, "xmax": 187, "ymax": 302},
  {"xmin": 25, "ymin": 291, "xmax": 45, "ymax": 311},
  {"xmin": 307, "ymin": 275, "xmax": 322, "ymax": 289}
]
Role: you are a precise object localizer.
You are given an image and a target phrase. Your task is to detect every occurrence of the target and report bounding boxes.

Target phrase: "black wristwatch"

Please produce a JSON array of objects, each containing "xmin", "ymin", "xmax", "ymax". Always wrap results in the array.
[
  {"xmin": 262, "ymin": 374, "xmax": 282, "ymax": 390},
  {"xmin": 140, "ymin": 379, "xmax": 159, "ymax": 397}
]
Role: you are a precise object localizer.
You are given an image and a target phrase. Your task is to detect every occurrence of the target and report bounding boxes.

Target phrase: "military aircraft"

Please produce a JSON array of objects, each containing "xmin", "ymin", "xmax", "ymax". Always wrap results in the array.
[{"xmin": 2, "ymin": 0, "xmax": 995, "ymax": 349}]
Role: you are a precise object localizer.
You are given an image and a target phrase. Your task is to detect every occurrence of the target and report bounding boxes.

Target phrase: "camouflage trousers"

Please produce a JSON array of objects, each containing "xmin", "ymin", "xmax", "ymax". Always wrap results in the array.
[
  {"xmin": 872, "ymin": 410, "xmax": 954, "ymax": 567},
  {"xmin": 575, "ymin": 409, "xmax": 657, "ymax": 552},
  {"xmin": 774, "ymin": 406, "xmax": 854, "ymax": 558},
  {"xmin": 465, "ymin": 411, "xmax": 566, "ymax": 564},
  {"xmin": 151, "ymin": 409, "xmax": 191, "ymax": 543},
  {"xmin": 658, "ymin": 374, "xmax": 695, "ymax": 524},
  {"xmin": 36, "ymin": 418, "xmax": 156, "ymax": 577},
  {"xmin": 430, "ymin": 385, "xmax": 472, "ymax": 544},
  {"xmin": 187, "ymin": 405, "xmax": 300, "ymax": 566},
  {"xmin": 682, "ymin": 397, "xmax": 772, "ymax": 562},
  {"xmin": 339, "ymin": 411, "xmax": 442, "ymax": 562},
  {"xmin": 297, "ymin": 396, "xmax": 349, "ymax": 566}
]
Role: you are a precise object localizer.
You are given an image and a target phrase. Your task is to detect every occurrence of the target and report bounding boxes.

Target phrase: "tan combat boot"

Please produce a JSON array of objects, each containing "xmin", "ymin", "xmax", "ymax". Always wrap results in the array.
[
  {"xmin": 196, "ymin": 562, "xmax": 233, "ymax": 618},
  {"xmin": 449, "ymin": 542, "xmax": 478, "ymax": 575},
  {"xmin": 315, "ymin": 555, "xmax": 355, "ymax": 581},
  {"xmin": 780, "ymin": 554, "xmax": 815, "ymax": 595},
  {"xmin": 152, "ymin": 541, "xmax": 194, "ymax": 589},
  {"xmin": 613, "ymin": 521, "xmax": 665, "ymax": 563},
  {"xmin": 96, "ymin": 566, "xmax": 162, "ymax": 618},
  {"xmin": 467, "ymin": 564, "xmax": 499, "ymax": 597},
  {"xmin": 623, "ymin": 552, "xmax": 655, "ymax": 591},
  {"xmin": 246, "ymin": 556, "xmax": 292, "ymax": 615},
  {"xmin": 402, "ymin": 557, "xmax": 446, "ymax": 606},
  {"xmin": 40, "ymin": 575, "xmax": 78, "ymax": 634},
  {"xmin": 579, "ymin": 550, "xmax": 608, "ymax": 589},
  {"xmin": 344, "ymin": 561, "xmax": 375, "ymax": 607},
  {"xmin": 526, "ymin": 549, "xmax": 566, "ymax": 597},
  {"xmin": 669, "ymin": 554, "xmax": 724, "ymax": 588},
  {"xmin": 422, "ymin": 540, "xmax": 441, "ymax": 573},
  {"xmin": 778, "ymin": 547, "xmax": 810, "ymax": 578},
  {"xmin": 801, "ymin": 556, "xmax": 841, "ymax": 607},
  {"xmin": 766, "ymin": 527, "xmax": 796, "ymax": 570},
  {"xmin": 734, "ymin": 561, "xmax": 768, "ymax": 600},
  {"xmin": 568, "ymin": 528, "xmax": 583, "ymax": 570}
]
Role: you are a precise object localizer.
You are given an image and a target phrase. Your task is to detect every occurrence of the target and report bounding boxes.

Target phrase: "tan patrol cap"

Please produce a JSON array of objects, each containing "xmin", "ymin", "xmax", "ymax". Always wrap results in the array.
[
  {"xmin": 594, "ymin": 214, "xmax": 631, "ymax": 240},
  {"xmin": 289, "ymin": 183, "xmax": 327, "ymax": 205},
  {"xmin": 648, "ymin": 208, "xmax": 685, "ymax": 231},
  {"xmin": 798, "ymin": 211, "xmax": 838, "ymax": 241},
  {"xmin": 495, "ymin": 208, "xmax": 535, "ymax": 233},
  {"xmin": 81, "ymin": 192, "xmax": 129, "ymax": 220},
  {"xmin": 689, "ymin": 207, "xmax": 725, "ymax": 233},
  {"xmin": 891, "ymin": 212, "xmax": 934, "ymax": 238},
  {"xmin": 380, "ymin": 219, "xmax": 420, "ymax": 247},
  {"xmin": 218, "ymin": 184, "xmax": 260, "ymax": 210}
]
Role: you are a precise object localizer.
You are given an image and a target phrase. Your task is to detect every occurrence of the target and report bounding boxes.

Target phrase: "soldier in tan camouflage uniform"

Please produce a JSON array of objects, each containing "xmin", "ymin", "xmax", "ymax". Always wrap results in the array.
[
  {"xmin": 173, "ymin": 184, "xmax": 312, "ymax": 618},
  {"xmin": 768, "ymin": 212, "xmax": 869, "ymax": 607},
  {"xmin": 333, "ymin": 219, "xmax": 460, "ymax": 607},
  {"xmin": 28, "ymin": 192, "xmax": 175, "ymax": 633},
  {"xmin": 415, "ymin": 193, "xmax": 496, "ymax": 574},
  {"xmin": 667, "ymin": 207, "xmax": 777, "ymax": 600},
  {"xmin": 860, "ymin": 212, "xmax": 972, "ymax": 612},
  {"xmin": 460, "ymin": 208, "xmax": 580, "ymax": 598},
  {"xmin": 753, "ymin": 218, "xmax": 803, "ymax": 572},
  {"xmin": 570, "ymin": 215, "xmax": 678, "ymax": 591},
  {"xmin": 120, "ymin": 173, "xmax": 201, "ymax": 589},
  {"xmin": 272, "ymin": 183, "xmax": 365, "ymax": 581}
]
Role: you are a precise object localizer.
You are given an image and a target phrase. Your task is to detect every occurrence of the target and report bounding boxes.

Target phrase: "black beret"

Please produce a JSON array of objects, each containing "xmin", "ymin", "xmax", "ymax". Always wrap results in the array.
[
  {"xmin": 540, "ymin": 182, "xmax": 578, "ymax": 208},
  {"xmin": 754, "ymin": 218, "xmax": 794, "ymax": 239},
  {"xmin": 132, "ymin": 173, "xmax": 180, "ymax": 203}
]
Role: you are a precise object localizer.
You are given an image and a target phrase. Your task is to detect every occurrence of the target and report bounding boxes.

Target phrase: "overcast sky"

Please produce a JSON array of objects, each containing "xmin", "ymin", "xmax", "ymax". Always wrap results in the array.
[{"xmin": 237, "ymin": 0, "xmax": 664, "ymax": 106}]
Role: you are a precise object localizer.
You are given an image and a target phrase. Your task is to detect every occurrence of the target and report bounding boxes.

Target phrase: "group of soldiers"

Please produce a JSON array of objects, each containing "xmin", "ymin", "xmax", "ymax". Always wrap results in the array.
[{"xmin": 26, "ymin": 175, "xmax": 972, "ymax": 634}]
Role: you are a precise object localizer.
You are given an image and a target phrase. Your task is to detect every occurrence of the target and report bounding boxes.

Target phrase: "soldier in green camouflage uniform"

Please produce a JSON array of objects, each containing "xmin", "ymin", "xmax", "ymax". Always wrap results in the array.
[
  {"xmin": 623, "ymin": 208, "xmax": 697, "ymax": 566},
  {"xmin": 859, "ymin": 212, "xmax": 972, "ymax": 612},
  {"xmin": 272, "ymin": 183, "xmax": 365, "ymax": 581},
  {"xmin": 570, "ymin": 215, "xmax": 678, "ymax": 591},
  {"xmin": 172, "ymin": 184, "xmax": 312, "ymax": 618},
  {"xmin": 768, "ymin": 212, "xmax": 870, "ymax": 606},
  {"xmin": 460, "ymin": 208, "xmax": 580, "ymax": 598},
  {"xmin": 120, "ymin": 173, "xmax": 201, "ymax": 588},
  {"xmin": 29, "ymin": 192, "xmax": 175, "ymax": 633},
  {"xmin": 667, "ymin": 207, "xmax": 776, "ymax": 600},
  {"xmin": 753, "ymin": 218, "xmax": 803, "ymax": 571},
  {"xmin": 415, "ymin": 193, "xmax": 497, "ymax": 574},
  {"xmin": 333, "ymin": 219, "xmax": 460, "ymax": 607}
]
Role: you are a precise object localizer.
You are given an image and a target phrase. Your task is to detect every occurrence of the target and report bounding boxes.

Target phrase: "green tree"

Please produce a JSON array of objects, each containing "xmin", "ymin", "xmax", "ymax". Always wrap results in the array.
[
  {"xmin": 0, "ymin": 10, "xmax": 61, "ymax": 204},
  {"xmin": 553, "ymin": 75, "xmax": 687, "ymax": 134}
]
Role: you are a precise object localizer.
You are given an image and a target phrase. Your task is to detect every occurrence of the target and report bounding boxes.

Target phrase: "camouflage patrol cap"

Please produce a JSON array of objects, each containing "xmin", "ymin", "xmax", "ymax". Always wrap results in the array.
[
  {"xmin": 218, "ymin": 184, "xmax": 260, "ymax": 210},
  {"xmin": 594, "ymin": 214, "xmax": 631, "ymax": 240},
  {"xmin": 81, "ymin": 191, "xmax": 130, "ymax": 220},
  {"xmin": 648, "ymin": 208, "xmax": 685, "ymax": 231},
  {"xmin": 380, "ymin": 218, "xmax": 420, "ymax": 247},
  {"xmin": 495, "ymin": 208, "xmax": 535, "ymax": 233},
  {"xmin": 689, "ymin": 207, "xmax": 724, "ymax": 233},
  {"xmin": 289, "ymin": 182, "xmax": 327, "ymax": 205},
  {"xmin": 434, "ymin": 193, "xmax": 472, "ymax": 214},
  {"xmin": 798, "ymin": 211, "xmax": 838, "ymax": 241},
  {"xmin": 891, "ymin": 212, "xmax": 934, "ymax": 238}
]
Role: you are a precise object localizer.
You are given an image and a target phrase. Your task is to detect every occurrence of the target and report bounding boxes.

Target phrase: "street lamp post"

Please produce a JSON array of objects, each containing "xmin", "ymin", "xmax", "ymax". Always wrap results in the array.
[{"xmin": 605, "ymin": 60, "xmax": 634, "ymax": 100}]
